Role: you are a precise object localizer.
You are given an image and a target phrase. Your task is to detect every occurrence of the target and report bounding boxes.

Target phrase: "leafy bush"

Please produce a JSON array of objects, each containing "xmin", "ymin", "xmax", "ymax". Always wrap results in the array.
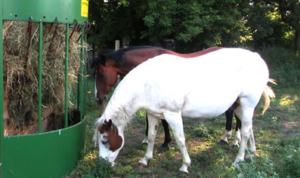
[
  {"xmin": 258, "ymin": 47, "xmax": 300, "ymax": 87},
  {"xmin": 193, "ymin": 124, "xmax": 211, "ymax": 138},
  {"xmin": 236, "ymin": 155, "xmax": 279, "ymax": 178},
  {"xmin": 273, "ymin": 138, "xmax": 300, "ymax": 177}
]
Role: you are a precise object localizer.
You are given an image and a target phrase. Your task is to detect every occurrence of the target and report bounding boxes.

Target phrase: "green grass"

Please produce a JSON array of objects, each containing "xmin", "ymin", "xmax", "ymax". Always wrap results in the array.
[{"xmin": 66, "ymin": 86, "xmax": 300, "ymax": 178}]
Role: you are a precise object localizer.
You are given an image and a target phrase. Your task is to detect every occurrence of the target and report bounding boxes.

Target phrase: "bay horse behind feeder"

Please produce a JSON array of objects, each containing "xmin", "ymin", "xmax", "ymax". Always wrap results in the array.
[
  {"xmin": 94, "ymin": 48, "xmax": 275, "ymax": 173},
  {"xmin": 91, "ymin": 46, "xmax": 243, "ymax": 149}
]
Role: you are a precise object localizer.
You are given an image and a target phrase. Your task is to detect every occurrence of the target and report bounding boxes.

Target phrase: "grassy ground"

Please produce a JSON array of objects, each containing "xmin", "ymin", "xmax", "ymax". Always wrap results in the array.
[{"xmin": 66, "ymin": 85, "xmax": 300, "ymax": 178}]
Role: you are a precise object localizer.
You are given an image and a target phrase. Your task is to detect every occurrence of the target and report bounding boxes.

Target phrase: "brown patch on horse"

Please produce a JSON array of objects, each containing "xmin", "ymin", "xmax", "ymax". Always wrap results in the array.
[{"xmin": 98, "ymin": 120, "xmax": 123, "ymax": 152}]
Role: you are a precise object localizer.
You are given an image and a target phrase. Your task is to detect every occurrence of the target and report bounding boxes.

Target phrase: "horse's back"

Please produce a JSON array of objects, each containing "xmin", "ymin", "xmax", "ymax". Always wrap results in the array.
[
  {"xmin": 116, "ymin": 48, "xmax": 269, "ymax": 118},
  {"xmin": 135, "ymin": 48, "xmax": 268, "ymax": 86}
]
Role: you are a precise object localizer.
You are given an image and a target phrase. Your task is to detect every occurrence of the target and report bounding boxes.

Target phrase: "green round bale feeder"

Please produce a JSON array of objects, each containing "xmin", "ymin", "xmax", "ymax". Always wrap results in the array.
[{"xmin": 0, "ymin": 0, "xmax": 89, "ymax": 177}]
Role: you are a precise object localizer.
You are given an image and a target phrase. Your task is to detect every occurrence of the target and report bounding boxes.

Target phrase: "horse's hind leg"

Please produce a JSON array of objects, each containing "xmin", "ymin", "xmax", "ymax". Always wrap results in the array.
[
  {"xmin": 248, "ymin": 128, "xmax": 256, "ymax": 154},
  {"xmin": 163, "ymin": 111, "xmax": 191, "ymax": 173},
  {"xmin": 219, "ymin": 109, "xmax": 234, "ymax": 144},
  {"xmin": 232, "ymin": 102, "xmax": 255, "ymax": 166},
  {"xmin": 139, "ymin": 113, "xmax": 159, "ymax": 167}
]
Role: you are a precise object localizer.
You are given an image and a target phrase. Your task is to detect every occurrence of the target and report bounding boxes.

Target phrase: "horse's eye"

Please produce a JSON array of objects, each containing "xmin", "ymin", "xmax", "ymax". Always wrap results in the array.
[
  {"xmin": 97, "ymin": 73, "xmax": 106, "ymax": 78},
  {"xmin": 101, "ymin": 140, "xmax": 108, "ymax": 145}
]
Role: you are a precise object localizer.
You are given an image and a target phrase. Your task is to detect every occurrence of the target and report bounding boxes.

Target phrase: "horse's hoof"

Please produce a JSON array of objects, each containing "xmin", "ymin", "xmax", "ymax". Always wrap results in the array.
[
  {"xmin": 159, "ymin": 146, "xmax": 169, "ymax": 153},
  {"xmin": 231, "ymin": 162, "xmax": 240, "ymax": 169},
  {"xmin": 181, "ymin": 172, "xmax": 189, "ymax": 176},
  {"xmin": 218, "ymin": 139, "xmax": 228, "ymax": 145},
  {"xmin": 245, "ymin": 154, "xmax": 254, "ymax": 160},
  {"xmin": 141, "ymin": 138, "xmax": 148, "ymax": 145},
  {"xmin": 232, "ymin": 157, "xmax": 245, "ymax": 168},
  {"xmin": 138, "ymin": 163, "xmax": 147, "ymax": 168},
  {"xmin": 231, "ymin": 144, "xmax": 239, "ymax": 148}
]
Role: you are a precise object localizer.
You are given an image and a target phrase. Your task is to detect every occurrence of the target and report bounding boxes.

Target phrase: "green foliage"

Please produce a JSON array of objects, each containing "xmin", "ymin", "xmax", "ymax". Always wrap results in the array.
[
  {"xmin": 88, "ymin": 0, "xmax": 299, "ymax": 52},
  {"xmin": 236, "ymin": 156, "xmax": 279, "ymax": 178},
  {"xmin": 68, "ymin": 157, "xmax": 113, "ymax": 178},
  {"xmin": 193, "ymin": 124, "xmax": 211, "ymax": 138},
  {"xmin": 141, "ymin": 0, "xmax": 252, "ymax": 50},
  {"xmin": 272, "ymin": 139, "xmax": 300, "ymax": 177},
  {"xmin": 258, "ymin": 47, "xmax": 300, "ymax": 87}
]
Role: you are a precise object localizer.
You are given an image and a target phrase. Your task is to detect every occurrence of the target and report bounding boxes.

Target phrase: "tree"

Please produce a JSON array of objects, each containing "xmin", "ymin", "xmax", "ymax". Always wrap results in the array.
[
  {"xmin": 141, "ymin": 0, "xmax": 252, "ymax": 52},
  {"xmin": 88, "ymin": 0, "xmax": 134, "ymax": 51},
  {"xmin": 276, "ymin": 0, "xmax": 300, "ymax": 51},
  {"xmin": 87, "ymin": 0, "xmax": 299, "ymax": 52}
]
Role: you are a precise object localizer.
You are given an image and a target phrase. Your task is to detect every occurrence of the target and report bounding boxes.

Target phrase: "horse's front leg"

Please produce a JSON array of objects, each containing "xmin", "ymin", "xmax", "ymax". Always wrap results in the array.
[
  {"xmin": 163, "ymin": 111, "xmax": 191, "ymax": 173},
  {"xmin": 139, "ymin": 114, "xmax": 159, "ymax": 167}
]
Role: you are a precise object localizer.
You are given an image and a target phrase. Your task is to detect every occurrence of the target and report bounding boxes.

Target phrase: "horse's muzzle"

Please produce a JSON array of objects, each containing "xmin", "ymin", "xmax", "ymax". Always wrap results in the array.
[
  {"xmin": 97, "ymin": 95, "xmax": 108, "ymax": 105},
  {"xmin": 97, "ymin": 99, "xmax": 103, "ymax": 105}
]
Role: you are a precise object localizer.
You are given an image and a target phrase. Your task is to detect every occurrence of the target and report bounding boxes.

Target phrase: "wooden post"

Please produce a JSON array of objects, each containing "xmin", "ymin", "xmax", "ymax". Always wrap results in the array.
[{"xmin": 115, "ymin": 40, "xmax": 120, "ymax": 51}]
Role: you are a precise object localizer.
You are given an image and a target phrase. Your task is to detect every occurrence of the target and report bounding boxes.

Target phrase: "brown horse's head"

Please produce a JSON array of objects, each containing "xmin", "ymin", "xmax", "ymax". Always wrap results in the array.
[{"xmin": 93, "ymin": 57, "xmax": 119, "ymax": 105}]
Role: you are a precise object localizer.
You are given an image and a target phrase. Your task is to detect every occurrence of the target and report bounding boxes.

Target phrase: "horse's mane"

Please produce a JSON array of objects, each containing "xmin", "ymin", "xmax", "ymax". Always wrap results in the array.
[{"xmin": 90, "ymin": 46, "xmax": 165, "ymax": 67}]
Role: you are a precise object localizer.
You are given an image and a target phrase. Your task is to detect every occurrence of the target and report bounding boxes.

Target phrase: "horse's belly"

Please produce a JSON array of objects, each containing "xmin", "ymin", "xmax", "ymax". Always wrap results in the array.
[
  {"xmin": 181, "ymin": 99, "xmax": 234, "ymax": 118},
  {"xmin": 181, "ymin": 88, "xmax": 239, "ymax": 118},
  {"xmin": 182, "ymin": 104, "xmax": 229, "ymax": 118}
]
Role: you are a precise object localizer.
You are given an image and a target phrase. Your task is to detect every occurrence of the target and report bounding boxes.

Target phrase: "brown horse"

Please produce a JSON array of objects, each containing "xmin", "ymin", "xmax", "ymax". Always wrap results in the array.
[{"xmin": 91, "ymin": 46, "xmax": 241, "ymax": 150}]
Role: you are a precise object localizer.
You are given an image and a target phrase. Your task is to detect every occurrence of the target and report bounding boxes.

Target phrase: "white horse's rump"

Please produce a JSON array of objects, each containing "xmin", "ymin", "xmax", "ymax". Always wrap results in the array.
[{"xmin": 95, "ymin": 48, "xmax": 272, "ymax": 173}]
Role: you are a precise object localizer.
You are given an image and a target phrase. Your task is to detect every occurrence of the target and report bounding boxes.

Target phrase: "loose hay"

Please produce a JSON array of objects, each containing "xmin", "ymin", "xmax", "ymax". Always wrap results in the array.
[{"xmin": 3, "ymin": 21, "xmax": 86, "ymax": 135}]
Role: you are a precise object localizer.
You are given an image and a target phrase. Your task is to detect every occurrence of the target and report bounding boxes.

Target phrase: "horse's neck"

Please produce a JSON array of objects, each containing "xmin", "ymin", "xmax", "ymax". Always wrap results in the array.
[
  {"xmin": 120, "ymin": 49, "xmax": 176, "ymax": 74},
  {"xmin": 105, "ymin": 90, "xmax": 139, "ymax": 127}
]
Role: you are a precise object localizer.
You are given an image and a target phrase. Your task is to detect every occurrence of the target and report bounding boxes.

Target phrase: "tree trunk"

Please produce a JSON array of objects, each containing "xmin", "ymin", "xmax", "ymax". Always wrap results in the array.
[{"xmin": 293, "ymin": 29, "xmax": 300, "ymax": 52}]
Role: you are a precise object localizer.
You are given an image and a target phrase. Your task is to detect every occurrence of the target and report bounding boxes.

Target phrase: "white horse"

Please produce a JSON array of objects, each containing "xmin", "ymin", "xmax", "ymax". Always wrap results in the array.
[{"xmin": 94, "ymin": 48, "xmax": 274, "ymax": 173}]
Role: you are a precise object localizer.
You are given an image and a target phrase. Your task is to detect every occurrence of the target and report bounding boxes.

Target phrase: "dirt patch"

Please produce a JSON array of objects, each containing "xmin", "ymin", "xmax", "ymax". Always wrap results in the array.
[{"xmin": 279, "ymin": 120, "xmax": 300, "ymax": 138}]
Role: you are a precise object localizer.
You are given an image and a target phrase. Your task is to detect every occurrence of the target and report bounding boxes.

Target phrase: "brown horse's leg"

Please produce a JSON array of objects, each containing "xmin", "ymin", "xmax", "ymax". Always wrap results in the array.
[
  {"xmin": 232, "ymin": 114, "xmax": 242, "ymax": 147},
  {"xmin": 145, "ymin": 115, "xmax": 149, "ymax": 137},
  {"xmin": 142, "ymin": 114, "xmax": 149, "ymax": 145},
  {"xmin": 160, "ymin": 119, "xmax": 171, "ymax": 152},
  {"xmin": 219, "ymin": 109, "xmax": 234, "ymax": 144}
]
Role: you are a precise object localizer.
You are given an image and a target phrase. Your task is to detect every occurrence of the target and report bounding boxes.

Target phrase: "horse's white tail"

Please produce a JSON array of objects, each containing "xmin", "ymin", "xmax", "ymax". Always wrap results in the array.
[{"xmin": 262, "ymin": 79, "xmax": 277, "ymax": 114}]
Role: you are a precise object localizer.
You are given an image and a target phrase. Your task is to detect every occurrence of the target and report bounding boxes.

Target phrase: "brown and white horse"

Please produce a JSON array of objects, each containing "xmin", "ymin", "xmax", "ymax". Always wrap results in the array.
[
  {"xmin": 94, "ymin": 48, "xmax": 275, "ymax": 173},
  {"xmin": 91, "ymin": 46, "xmax": 242, "ymax": 149}
]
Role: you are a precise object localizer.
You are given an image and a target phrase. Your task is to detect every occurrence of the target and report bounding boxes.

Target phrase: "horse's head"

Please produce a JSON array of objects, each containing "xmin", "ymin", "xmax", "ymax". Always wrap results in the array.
[
  {"xmin": 96, "ymin": 119, "xmax": 124, "ymax": 165},
  {"xmin": 93, "ymin": 56, "xmax": 119, "ymax": 104}
]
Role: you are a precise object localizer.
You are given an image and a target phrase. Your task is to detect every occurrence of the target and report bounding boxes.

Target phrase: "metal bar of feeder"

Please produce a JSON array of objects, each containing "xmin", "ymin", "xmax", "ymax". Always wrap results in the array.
[
  {"xmin": 0, "ymin": 3, "xmax": 4, "ymax": 175},
  {"xmin": 79, "ymin": 26, "xmax": 84, "ymax": 121},
  {"xmin": 65, "ymin": 24, "xmax": 69, "ymax": 128},
  {"xmin": 38, "ymin": 22, "xmax": 43, "ymax": 133}
]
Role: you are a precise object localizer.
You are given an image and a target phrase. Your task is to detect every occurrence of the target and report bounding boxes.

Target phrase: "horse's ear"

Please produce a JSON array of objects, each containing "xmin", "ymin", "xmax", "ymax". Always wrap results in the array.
[
  {"xmin": 89, "ymin": 53, "xmax": 106, "ymax": 68},
  {"xmin": 90, "ymin": 56, "xmax": 99, "ymax": 68},
  {"xmin": 106, "ymin": 119, "xmax": 112, "ymax": 127},
  {"xmin": 98, "ymin": 119, "xmax": 113, "ymax": 133}
]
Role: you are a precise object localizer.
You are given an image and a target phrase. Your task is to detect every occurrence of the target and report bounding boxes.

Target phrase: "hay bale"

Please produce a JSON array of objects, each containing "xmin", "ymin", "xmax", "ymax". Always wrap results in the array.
[{"xmin": 3, "ymin": 21, "xmax": 85, "ymax": 134}]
